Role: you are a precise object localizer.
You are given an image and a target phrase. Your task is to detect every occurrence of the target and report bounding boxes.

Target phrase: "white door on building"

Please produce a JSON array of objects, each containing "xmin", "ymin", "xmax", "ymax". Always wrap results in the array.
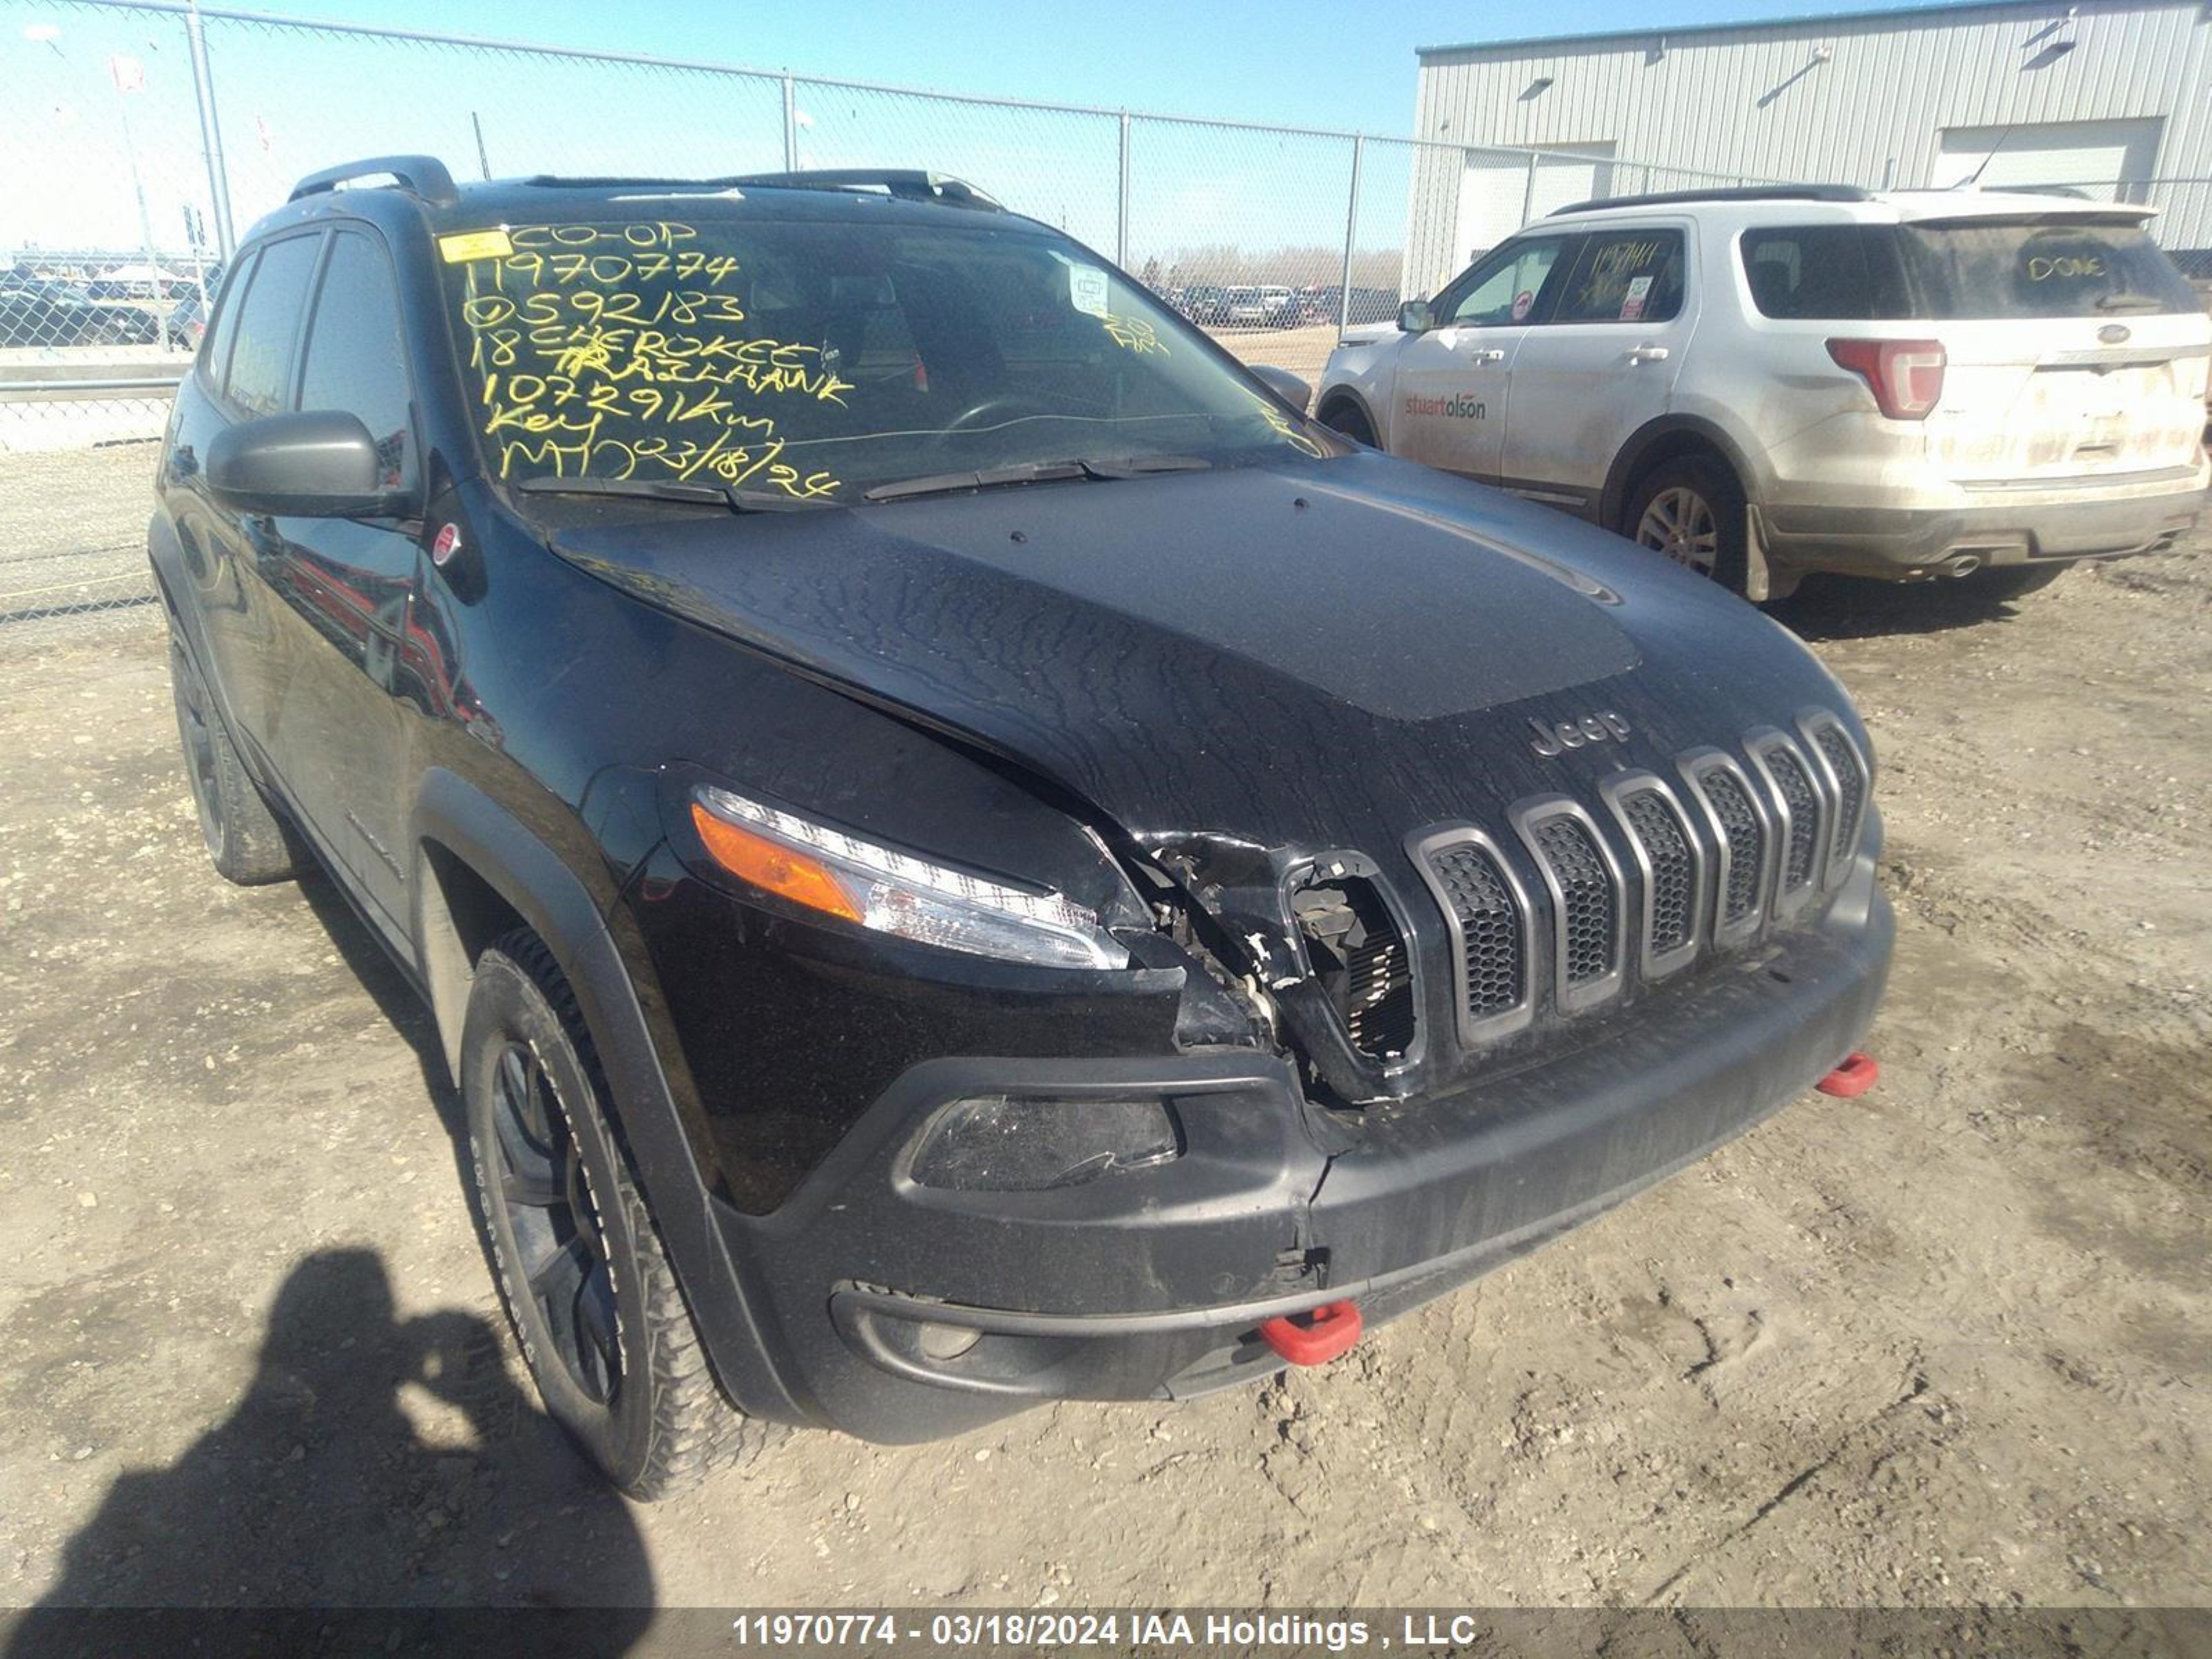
[
  {"xmin": 1453, "ymin": 144, "xmax": 1616, "ymax": 272},
  {"xmin": 1932, "ymin": 119, "xmax": 2163, "ymax": 200}
]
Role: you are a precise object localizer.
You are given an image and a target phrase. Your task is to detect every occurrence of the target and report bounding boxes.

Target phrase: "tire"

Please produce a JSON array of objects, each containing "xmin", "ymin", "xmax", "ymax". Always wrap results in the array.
[
  {"xmin": 1621, "ymin": 454, "xmax": 1749, "ymax": 592},
  {"xmin": 1321, "ymin": 401, "xmax": 1376, "ymax": 447},
  {"xmin": 1962, "ymin": 561, "xmax": 2070, "ymax": 601},
  {"xmin": 167, "ymin": 627, "xmax": 303, "ymax": 885},
  {"xmin": 462, "ymin": 931, "xmax": 782, "ymax": 1497}
]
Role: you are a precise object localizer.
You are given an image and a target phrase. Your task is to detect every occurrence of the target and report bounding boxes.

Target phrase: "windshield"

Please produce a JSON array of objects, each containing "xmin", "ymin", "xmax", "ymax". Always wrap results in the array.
[{"xmin": 437, "ymin": 212, "xmax": 1336, "ymax": 503}]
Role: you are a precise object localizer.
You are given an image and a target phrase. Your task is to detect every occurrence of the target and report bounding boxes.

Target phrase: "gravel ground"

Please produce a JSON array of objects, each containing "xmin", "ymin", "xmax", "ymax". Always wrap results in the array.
[{"xmin": 0, "ymin": 445, "xmax": 2206, "ymax": 1622}]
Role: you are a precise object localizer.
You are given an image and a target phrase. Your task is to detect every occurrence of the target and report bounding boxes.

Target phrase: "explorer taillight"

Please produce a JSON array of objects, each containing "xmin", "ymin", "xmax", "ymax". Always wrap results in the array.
[{"xmin": 1826, "ymin": 337, "xmax": 1946, "ymax": 420}]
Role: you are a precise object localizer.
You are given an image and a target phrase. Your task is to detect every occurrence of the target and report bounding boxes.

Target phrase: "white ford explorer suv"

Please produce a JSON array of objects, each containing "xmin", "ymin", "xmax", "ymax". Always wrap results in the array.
[{"xmin": 1315, "ymin": 186, "xmax": 2211, "ymax": 601}]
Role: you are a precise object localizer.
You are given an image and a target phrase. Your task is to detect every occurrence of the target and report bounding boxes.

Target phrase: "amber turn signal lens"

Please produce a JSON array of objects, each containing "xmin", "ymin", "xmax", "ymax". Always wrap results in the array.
[{"xmin": 688, "ymin": 800, "xmax": 861, "ymax": 921}]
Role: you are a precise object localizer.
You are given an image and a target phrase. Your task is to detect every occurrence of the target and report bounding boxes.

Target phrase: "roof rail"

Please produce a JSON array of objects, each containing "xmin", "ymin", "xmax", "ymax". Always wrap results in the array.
[
  {"xmin": 722, "ymin": 169, "xmax": 1004, "ymax": 211},
  {"xmin": 290, "ymin": 155, "xmax": 460, "ymax": 208},
  {"xmin": 1548, "ymin": 183, "xmax": 1874, "ymax": 217}
]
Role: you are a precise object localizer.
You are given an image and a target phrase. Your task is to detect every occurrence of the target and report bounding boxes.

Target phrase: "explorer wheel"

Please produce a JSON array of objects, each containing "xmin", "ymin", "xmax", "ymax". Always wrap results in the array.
[
  {"xmin": 1322, "ymin": 402, "xmax": 1376, "ymax": 446},
  {"xmin": 462, "ymin": 931, "xmax": 781, "ymax": 1497},
  {"xmin": 1624, "ymin": 456, "xmax": 1747, "ymax": 590},
  {"xmin": 167, "ymin": 627, "xmax": 302, "ymax": 885}
]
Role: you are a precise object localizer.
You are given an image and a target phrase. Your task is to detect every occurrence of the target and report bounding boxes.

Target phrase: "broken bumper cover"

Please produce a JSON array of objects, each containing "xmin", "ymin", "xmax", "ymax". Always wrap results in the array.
[{"xmin": 713, "ymin": 873, "xmax": 1893, "ymax": 1443}]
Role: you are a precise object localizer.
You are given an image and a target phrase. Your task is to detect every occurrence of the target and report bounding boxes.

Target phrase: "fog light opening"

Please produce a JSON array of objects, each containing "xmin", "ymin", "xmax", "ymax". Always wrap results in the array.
[{"xmin": 916, "ymin": 1321, "xmax": 983, "ymax": 1362}]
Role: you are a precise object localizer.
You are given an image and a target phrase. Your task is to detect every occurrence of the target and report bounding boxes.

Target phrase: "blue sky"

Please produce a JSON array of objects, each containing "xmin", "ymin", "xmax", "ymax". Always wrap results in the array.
[
  {"xmin": 244, "ymin": 0, "xmax": 1963, "ymax": 136},
  {"xmin": 10, "ymin": 0, "xmax": 1968, "ymax": 259}
]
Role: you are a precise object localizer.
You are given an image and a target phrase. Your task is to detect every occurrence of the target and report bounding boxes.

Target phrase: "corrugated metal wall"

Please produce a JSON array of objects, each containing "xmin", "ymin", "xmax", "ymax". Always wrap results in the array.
[{"xmin": 1405, "ymin": 0, "xmax": 2211, "ymax": 293}]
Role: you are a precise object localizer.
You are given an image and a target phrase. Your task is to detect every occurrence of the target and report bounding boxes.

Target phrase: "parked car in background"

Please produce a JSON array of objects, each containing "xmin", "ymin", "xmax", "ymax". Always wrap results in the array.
[
  {"xmin": 88, "ymin": 263, "xmax": 191, "ymax": 299},
  {"xmin": 156, "ymin": 156, "xmax": 1888, "ymax": 1496},
  {"xmin": 0, "ymin": 274, "xmax": 162, "ymax": 346},
  {"xmin": 1315, "ymin": 185, "xmax": 2211, "ymax": 601},
  {"xmin": 1258, "ymin": 284, "xmax": 1299, "ymax": 327}
]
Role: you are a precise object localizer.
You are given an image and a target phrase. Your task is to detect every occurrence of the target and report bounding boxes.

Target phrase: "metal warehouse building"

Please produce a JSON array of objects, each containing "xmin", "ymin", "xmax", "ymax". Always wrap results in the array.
[{"xmin": 1405, "ymin": 0, "xmax": 2212, "ymax": 292}]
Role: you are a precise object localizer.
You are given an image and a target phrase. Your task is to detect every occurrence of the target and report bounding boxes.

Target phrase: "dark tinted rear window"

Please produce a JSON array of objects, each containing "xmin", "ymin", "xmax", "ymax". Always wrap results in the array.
[
  {"xmin": 1899, "ymin": 218, "xmax": 2200, "ymax": 317},
  {"xmin": 1740, "ymin": 218, "xmax": 2197, "ymax": 320},
  {"xmin": 1741, "ymin": 225, "xmax": 1909, "ymax": 319}
]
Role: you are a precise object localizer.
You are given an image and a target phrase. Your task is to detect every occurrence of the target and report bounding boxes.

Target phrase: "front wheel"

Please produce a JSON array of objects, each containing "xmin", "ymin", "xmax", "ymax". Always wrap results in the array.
[
  {"xmin": 1320, "ymin": 401, "xmax": 1376, "ymax": 447},
  {"xmin": 462, "ymin": 932, "xmax": 782, "ymax": 1497},
  {"xmin": 1622, "ymin": 455, "xmax": 1748, "ymax": 591}
]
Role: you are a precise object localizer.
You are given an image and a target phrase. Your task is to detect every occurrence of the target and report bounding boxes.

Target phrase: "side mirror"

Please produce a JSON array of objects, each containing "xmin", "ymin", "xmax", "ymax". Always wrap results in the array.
[
  {"xmin": 1397, "ymin": 300, "xmax": 1435, "ymax": 333},
  {"xmin": 1247, "ymin": 364, "xmax": 1312, "ymax": 412},
  {"xmin": 204, "ymin": 410, "xmax": 404, "ymax": 518}
]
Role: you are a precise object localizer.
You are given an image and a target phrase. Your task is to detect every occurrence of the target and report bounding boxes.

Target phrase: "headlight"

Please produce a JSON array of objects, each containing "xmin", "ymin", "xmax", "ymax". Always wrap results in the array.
[{"xmin": 689, "ymin": 785, "xmax": 1129, "ymax": 971}]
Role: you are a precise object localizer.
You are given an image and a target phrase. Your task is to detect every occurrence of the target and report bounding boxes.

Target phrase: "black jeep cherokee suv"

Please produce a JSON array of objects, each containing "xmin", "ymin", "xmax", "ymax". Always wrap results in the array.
[{"xmin": 152, "ymin": 156, "xmax": 1891, "ymax": 1494}]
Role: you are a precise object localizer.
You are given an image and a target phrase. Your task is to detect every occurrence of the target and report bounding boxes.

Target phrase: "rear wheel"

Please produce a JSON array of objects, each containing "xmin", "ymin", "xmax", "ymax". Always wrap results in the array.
[
  {"xmin": 1622, "ymin": 454, "xmax": 1747, "ymax": 592},
  {"xmin": 1321, "ymin": 401, "xmax": 1376, "ymax": 447},
  {"xmin": 167, "ymin": 627, "xmax": 302, "ymax": 885},
  {"xmin": 462, "ymin": 931, "xmax": 782, "ymax": 1497}
]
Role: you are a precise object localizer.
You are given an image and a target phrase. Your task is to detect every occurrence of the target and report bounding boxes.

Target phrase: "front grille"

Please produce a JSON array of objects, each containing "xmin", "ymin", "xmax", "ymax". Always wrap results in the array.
[
  {"xmin": 1695, "ymin": 764, "xmax": 1765, "ymax": 930},
  {"xmin": 1343, "ymin": 929, "xmax": 1416, "ymax": 1059},
  {"xmin": 1426, "ymin": 840, "xmax": 1526, "ymax": 1024},
  {"xmin": 1760, "ymin": 741, "xmax": 1823, "ymax": 896},
  {"xmin": 1616, "ymin": 785, "xmax": 1696, "ymax": 961},
  {"xmin": 1810, "ymin": 722, "xmax": 1868, "ymax": 877},
  {"xmin": 1516, "ymin": 805, "xmax": 1623, "ymax": 1009}
]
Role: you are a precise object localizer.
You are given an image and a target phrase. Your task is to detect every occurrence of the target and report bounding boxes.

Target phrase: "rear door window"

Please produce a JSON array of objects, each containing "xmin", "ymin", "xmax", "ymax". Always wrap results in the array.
[
  {"xmin": 297, "ymin": 229, "xmax": 416, "ymax": 490},
  {"xmin": 223, "ymin": 232, "xmax": 322, "ymax": 417},
  {"xmin": 1740, "ymin": 225, "xmax": 1911, "ymax": 319},
  {"xmin": 1551, "ymin": 229, "xmax": 1686, "ymax": 324},
  {"xmin": 1899, "ymin": 218, "xmax": 2200, "ymax": 317}
]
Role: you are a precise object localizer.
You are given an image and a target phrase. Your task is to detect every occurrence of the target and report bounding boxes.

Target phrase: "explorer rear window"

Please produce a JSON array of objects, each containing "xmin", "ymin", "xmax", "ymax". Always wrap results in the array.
[{"xmin": 1741, "ymin": 218, "xmax": 2197, "ymax": 320}]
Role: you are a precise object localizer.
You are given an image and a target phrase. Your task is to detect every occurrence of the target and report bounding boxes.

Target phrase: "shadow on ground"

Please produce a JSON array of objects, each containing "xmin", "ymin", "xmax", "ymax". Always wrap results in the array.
[
  {"xmin": 6, "ymin": 1250, "xmax": 655, "ymax": 1651},
  {"xmin": 1765, "ymin": 572, "xmax": 2041, "ymax": 642}
]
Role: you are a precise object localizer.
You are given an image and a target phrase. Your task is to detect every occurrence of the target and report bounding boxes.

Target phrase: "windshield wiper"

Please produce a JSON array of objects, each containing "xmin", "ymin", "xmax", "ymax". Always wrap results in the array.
[
  {"xmin": 861, "ymin": 455, "xmax": 1211, "ymax": 505},
  {"xmin": 514, "ymin": 476, "xmax": 837, "ymax": 513},
  {"xmin": 2094, "ymin": 292, "xmax": 2168, "ymax": 313}
]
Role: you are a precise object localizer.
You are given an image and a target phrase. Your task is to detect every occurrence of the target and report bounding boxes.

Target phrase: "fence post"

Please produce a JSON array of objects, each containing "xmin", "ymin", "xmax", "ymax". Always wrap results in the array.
[
  {"xmin": 781, "ymin": 75, "xmax": 798, "ymax": 171},
  {"xmin": 1116, "ymin": 111, "xmax": 1132, "ymax": 268},
  {"xmin": 182, "ymin": 0, "xmax": 235, "ymax": 259},
  {"xmin": 1338, "ymin": 134, "xmax": 1363, "ymax": 334},
  {"xmin": 1519, "ymin": 149, "xmax": 1540, "ymax": 229}
]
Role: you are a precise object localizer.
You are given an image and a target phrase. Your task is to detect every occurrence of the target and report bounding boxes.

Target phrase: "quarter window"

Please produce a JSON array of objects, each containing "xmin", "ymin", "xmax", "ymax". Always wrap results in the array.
[
  {"xmin": 298, "ymin": 229, "xmax": 415, "ymax": 490},
  {"xmin": 223, "ymin": 234, "xmax": 321, "ymax": 418},
  {"xmin": 1741, "ymin": 225, "xmax": 1909, "ymax": 319},
  {"xmin": 1553, "ymin": 229, "xmax": 1686, "ymax": 324}
]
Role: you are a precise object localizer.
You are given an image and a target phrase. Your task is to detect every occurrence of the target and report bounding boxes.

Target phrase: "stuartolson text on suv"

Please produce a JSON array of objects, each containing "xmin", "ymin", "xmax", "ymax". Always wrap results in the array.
[{"xmin": 150, "ymin": 157, "xmax": 1892, "ymax": 1494}]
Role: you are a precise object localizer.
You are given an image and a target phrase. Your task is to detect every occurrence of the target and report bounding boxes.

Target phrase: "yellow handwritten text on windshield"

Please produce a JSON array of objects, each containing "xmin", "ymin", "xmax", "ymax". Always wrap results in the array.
[{"xmin": 451, "ymin": 223, "xmax": 843, "ymax": 499}]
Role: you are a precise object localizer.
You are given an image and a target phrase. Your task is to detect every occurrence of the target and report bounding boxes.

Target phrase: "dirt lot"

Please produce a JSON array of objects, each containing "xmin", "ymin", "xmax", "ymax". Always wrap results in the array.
[{"xmin": 1, "ymin": 444, "xmax": 2207, "ymax": 1620}]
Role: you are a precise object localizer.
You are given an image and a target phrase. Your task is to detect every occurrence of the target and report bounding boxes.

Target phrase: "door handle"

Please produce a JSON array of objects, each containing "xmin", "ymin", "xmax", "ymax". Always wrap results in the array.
[
  {"xmin": 1627, "ymin": 344, "xmax": 1670, "ymax": 365},
  {"xmin": 1470, "ymin": 348, "xmax": 1507, "ymax": 364}
]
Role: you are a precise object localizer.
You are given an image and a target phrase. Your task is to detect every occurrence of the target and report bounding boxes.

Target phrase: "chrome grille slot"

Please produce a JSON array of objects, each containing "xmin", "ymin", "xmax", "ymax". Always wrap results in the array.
[
  {"xmin": 1409, "ymin": 827, "xmax": 1533, "ymax": 1044},
  {"xmin": 1602, "ymin": 771, "xmax": 1706, "ymax": 980},
  {"xmin": 1511, "ymin": 798, "xmax": 1627, "ymax": 1013},
  {"xmin": 1677, "ymin": 749, "xmax": 1771, "ymax": 947},
  {"xmin": 1745, "ymin": 729, "xmax": 1826, "ymax": 915},
  {"xmin": 1799, "ymin": 711, "xmax": 1870, "ymax": 889}
]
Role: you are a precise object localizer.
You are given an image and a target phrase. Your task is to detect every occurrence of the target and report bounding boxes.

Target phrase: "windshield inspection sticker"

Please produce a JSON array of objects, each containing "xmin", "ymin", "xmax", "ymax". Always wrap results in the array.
[
  {"xmin": 1619, "ymin": 274, "xmax": 1653, "ymax": 321},
  {"xmin": 438, "ymin": 228, "xmax": 514, "ymax": 263},
  {"xmin": 1069, "ymin": 264, "xmax": 1111, "ymax": 317}
]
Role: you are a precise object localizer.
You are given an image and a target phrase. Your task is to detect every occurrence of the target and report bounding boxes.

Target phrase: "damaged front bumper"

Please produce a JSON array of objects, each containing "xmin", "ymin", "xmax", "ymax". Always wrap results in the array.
[{"xmin": 709, "ymin": 865, "xmax": 1893, "ymax": 1443}]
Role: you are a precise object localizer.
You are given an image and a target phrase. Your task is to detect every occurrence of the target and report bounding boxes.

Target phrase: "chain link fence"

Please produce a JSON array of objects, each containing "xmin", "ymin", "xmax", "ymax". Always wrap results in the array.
[{"xmin": 6, "ymin": 0, "xmax": 2210, "ymax": 646}]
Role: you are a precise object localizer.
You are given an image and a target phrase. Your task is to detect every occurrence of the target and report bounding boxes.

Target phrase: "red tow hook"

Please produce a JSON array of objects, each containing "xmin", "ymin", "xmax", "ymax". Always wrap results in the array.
[
  {"xmin": 1816, "ymin": 1051, "xmax": 1880, "ymax": 1098},
  {"xmin": 1257, "ymin": 1300, "xmax": 1363, "ymax": 1367}
]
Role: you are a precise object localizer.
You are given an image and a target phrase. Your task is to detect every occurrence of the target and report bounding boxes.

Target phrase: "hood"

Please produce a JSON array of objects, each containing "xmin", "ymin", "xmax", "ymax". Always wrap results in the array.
[{"xmin": 546, "ymin": 452, "xmax": 1846, "ymax": 866}]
